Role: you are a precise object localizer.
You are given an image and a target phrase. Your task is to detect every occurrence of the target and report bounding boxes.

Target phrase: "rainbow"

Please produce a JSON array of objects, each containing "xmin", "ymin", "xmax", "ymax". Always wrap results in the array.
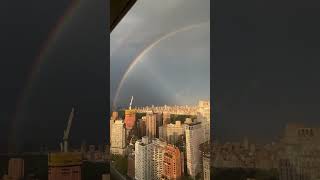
[
  {"xmin": 9, "ymin": 0, "xmax": 82, "ymax": 150},
  {"xmin": 112, "ymin": 21, "xmax": 209, "ymax": 108}
]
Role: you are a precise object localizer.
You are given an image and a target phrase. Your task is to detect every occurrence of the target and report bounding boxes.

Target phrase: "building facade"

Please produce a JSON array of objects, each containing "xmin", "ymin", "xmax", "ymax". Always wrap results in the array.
[
  {"xmin": 185, "ymin": 122, "xmax": 203, "ymax": 177},
  {"xmin": 163, "ymin": 144, "xmax": 182, "ymax": 180},
  {"xmin": 135, "ymin": 136, "xmax": 153, "ymax": 180},
  {"xmin": 110, "ymin": 119, "xmax": 126, "ymax": 155},
  {"xmin": 152, "ymin": 139, "xmax": 167, "ymax": 180},
  {"xmin": 125, "ymin": 109, "xmax": 136, "ymax": 130},
  {"xmin": 166, "ymin": 121, "xmax": 185, "ymax": 145},
  {"xmin": 146, "ymin": 112, "xmax": 157, "ymax": 139},
  {"xmin": 48, "ymin": 152, "xmax": 82, "ymax": 180},
  {"xmin": 7, "ymin": 158, "xmax": 24, "ymax": 180}
]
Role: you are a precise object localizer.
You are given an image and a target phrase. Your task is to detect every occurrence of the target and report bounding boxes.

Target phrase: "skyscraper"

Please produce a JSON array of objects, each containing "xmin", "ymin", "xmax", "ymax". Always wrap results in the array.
[
  {"xmin": 163, "ymin": 111, "xmax": 171, "ymax": 125},
  {"xmin": 135, "ymin": 136, "xmax": 153, "ymax": 180},
  {"xmin": 137, "ymin": 118, "xmax": 146, "ymax": 138},
  {"xmin": 159, "ymin": 126, "xmax": 166, "ymax": 140},
  {"xmin": 152, "ymin": 139, "xmax": 167, "ymax": 180},
  {"xmin": 166, "ymin": 121, "xmax": 185, "ymax": 145},
  {"xmin": 197, "ymin": 100, "xmax": 210, "ymax": 143},
  {"xmin": 200, "ymin": 143, "xmax": 211, "ymax": 180},
  {"xmin": 156, "ymin": 113, "xmax": 163, "ymax": 137},
  {"xmin": 110, "ymin": 119, "xmax": 126, "ymax": 155},
  {"xmin": 7, "ymin": 158, "xmax": 24, "ymax": 180},
  {"xmin": 125, "ymin": 109, "xmax": 136, "ymax": 130},
  {"xmin": 146, "ymin": 112, "xmax": 157, "ymax": 139},
  {"xmin": 185, "ymin": 122, "xmax": 203, "ymax": 177}
]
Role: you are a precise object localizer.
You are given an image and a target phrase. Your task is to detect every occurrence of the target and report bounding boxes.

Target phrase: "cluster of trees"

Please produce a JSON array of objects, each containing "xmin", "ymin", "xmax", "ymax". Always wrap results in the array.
[
  {"xmin": 170, "ymin": 114, "xmax": 197, "ymax": 124},
  {"xmin": 136, "ymin": 113, "xmax": 146, "ymax": 120}
]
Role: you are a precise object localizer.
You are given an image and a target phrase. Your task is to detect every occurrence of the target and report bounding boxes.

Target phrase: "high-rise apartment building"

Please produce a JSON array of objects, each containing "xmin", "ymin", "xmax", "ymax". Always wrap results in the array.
[
  {"xmin": 110, "ymin": 119, "xmax": 126, "ymax": 155},
  {"xmin": 185, "ymin": 122, "xmax": 203, "ymax": 177},
  {"xmin": 279, "ymin": 123, "xmax": 320, "ymax": 180},
  {"xmin": 125, "ymin": 109, "xmax": 136, "ymax": 130},
  {"xmin": 163, "ymin": 112, "xmax": 171, "ymax": 125},
  {"xmin": 166, "ymin": 121, "xmax": 185, "ymax": 145},
  {"xmin": 152, "ymin": 139, "xmax": 167, "ymax": 180},
  {"xmin": 146, "ymin": 112, "xmax": 157, "ymax": 139},
  {"xmin": 163, "ymin": 145, "xmax": 182, "ymax": 180},
  {"xmin": 7, "ymin": 158, "xmax": 24, "ymax": 180},
  {"xmin": 197, "ymin": 100, "xmax": 210, "ymax": 143},
  {"xmin": 137, "ymin": 118, "xmax": 146, "ymax": 138},
  {"xmin": 159, "ymin": 126, "xmax": 166, "ymax": 140},
  {"xmin": 202, "ymin": 152, "xmax": 210, "ymax": 180},
  {"xmin": 135, "ymin": 136, "xmax": 153, "ymax": 180},
  {"xmin": 156, "ymin": 113, "xmax": 163, "ymax": 137}
]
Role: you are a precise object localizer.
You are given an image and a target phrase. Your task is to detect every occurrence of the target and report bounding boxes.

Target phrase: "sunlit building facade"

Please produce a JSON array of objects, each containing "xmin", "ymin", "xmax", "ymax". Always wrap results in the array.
[
  {"xmin": 110, "ymin": 119, "xmax": 126, "ymax": 155},
  {"xmin": 166, "ymin": 121, "xmax": 185, "ymax": 145},
  {"xmin": 125, "ymin": 109, "xmax": 136, "ymax": 130},
  {"xmin": 135, "ymin": 136, "xmax": 153, "ymax": 180},
  {"xmin": 185, "ymin": 122, "xmax": 203, "ymax": 177},
  {"xmin": 146, "ymin": 112, "xmax": 157, "ymax": 139},
  {"xmin": 163, "ymin": 144, "xmax": 182, "ymax": 180},
  {"xmin": 152, "ymin": 139, "xmax": 167, "ymax": 180},
  {"xmin": 48, "ymin": 152, "xmax": 82, "ymax": 180}
]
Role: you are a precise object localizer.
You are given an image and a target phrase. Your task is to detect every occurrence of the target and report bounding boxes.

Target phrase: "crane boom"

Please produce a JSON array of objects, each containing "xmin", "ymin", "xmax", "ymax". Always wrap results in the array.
[
  {"xmin": 64, "ymin": 108, "xmax": 74, "ymax": 140},
  {"xmin": 129, "ymin": 96, "xmax": 134, "ymax": 110},
  {"xmin": 61, "ymin": 108, "xmax": 74, "ymax": 152}
]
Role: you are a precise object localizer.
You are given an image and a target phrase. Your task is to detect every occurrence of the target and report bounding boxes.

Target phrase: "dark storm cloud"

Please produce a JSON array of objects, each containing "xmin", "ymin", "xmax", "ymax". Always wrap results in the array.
[
  {"xmin": 0, "ymin": 0, "xmax": 107, "ymax": 152},
  {"xmin": 0, "ymin": 0, "xmax": 72, "ymax": 152},
  {"xmin": 213, "ymin": 0, "xmax": 320, "ymax": 142}
]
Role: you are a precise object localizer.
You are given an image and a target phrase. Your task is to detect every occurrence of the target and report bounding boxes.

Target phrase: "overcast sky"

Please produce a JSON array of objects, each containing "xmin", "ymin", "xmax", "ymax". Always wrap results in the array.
[
  {"xmin": 0, "ymin": 0, "xmax": 107, "ymax": 152},
  {"xmin": 111, "ymin": 0, "xmax": 210, "ymax": 107}
]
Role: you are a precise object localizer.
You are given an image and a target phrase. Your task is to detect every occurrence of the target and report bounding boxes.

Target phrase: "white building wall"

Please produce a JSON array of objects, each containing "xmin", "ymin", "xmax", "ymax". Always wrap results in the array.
[{"xmin": 185, "ymin": 122, "xmax": 203, "ymax": 177}]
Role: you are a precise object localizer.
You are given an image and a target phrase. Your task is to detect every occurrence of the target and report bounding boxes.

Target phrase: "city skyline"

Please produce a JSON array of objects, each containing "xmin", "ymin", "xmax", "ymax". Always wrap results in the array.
[{"xmin": 110, "ymin": 100, "xmax": 211, "ymax": 179}]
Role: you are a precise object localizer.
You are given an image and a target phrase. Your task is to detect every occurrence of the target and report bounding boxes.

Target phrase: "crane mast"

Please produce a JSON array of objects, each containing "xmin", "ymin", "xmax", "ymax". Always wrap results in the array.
[
  {"xmin": 129, "ymin": 96, "xmax": 134, "ymax": 110},
  {"xmin": 61, "ymin": 108, "xmax": 74, "ymax": 152}
]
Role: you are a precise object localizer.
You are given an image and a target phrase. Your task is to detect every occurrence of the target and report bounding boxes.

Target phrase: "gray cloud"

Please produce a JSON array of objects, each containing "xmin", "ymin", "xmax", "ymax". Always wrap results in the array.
[{"xmin": 111, "ymin": 0, "xmax": 210, "ymax": 107}]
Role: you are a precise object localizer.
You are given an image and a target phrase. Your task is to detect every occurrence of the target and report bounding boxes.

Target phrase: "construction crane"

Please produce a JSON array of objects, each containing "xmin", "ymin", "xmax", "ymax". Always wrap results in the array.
[
  {"xmin": 129, "ymin": 96, "xmax": 134, "ymax": 110},
  {"xmin": 60, "ymin": 108, "xmax": 75, "ymax": 152}
]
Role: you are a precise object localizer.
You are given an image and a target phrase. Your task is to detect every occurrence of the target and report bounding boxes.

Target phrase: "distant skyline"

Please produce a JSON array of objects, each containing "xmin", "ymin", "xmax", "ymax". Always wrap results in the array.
[{"xmin": 111, "ymin": 0, "xmax": 210, "ymax": 108}]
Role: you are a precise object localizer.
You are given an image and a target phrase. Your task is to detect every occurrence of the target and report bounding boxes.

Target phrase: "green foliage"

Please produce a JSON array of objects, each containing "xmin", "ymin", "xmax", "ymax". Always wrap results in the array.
[
  {"xmin": 136, "ymin": 113, "xmax": 146, "ymax": 119},
  {"xmin": 170, "ymin": 114, "xmax": 197, "ymax": 124},
  {"xmin": 118, "ymin": 111, "xmax": 125, "ymax": 119}
]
